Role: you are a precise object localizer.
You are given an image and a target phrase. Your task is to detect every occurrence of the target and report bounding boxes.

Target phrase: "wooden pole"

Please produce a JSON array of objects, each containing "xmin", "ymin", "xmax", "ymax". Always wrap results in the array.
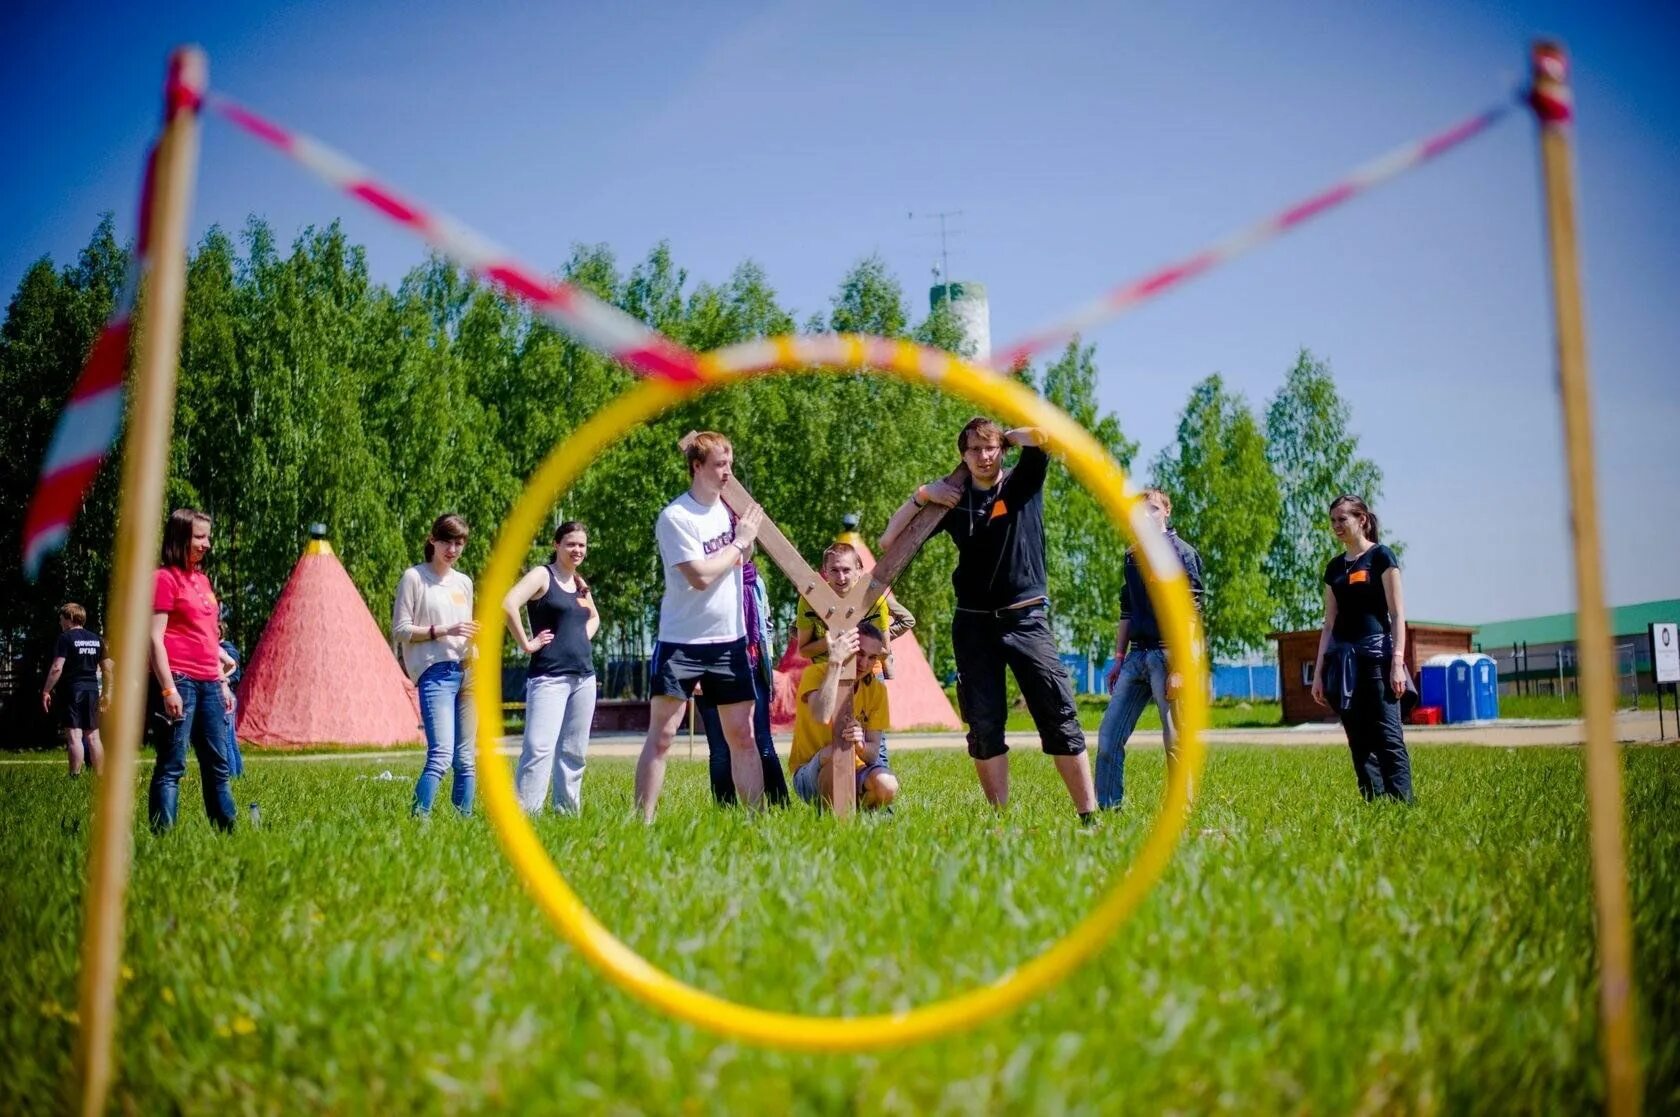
[
  {"xmin": 827, "ymin": 644, "xmax": 860, "ymax": 819},
  {"xmin": 75, "ymin": 46, "xmax": 205, "ymax": 1117},
  {"xmin": 1529, "ymin": 40, "xmax": 1641, "ymax": 1117}
]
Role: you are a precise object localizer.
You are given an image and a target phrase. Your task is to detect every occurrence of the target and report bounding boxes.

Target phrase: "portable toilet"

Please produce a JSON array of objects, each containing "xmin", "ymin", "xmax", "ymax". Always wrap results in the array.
[
  {"xmin": 1420, "ymin": 654, "xmax": 1476, "ymax": 723},
  {"xmin": 1445, "ymin": 656, "xmax": 1476, "ymax": 723},
  {"xmin": 1419, "ymin": 654, "xmax": 1453, "ymax": 717},
  {"xmin": 1468, "ymin": 653, "xmax": 1499, "ymax": 721}
]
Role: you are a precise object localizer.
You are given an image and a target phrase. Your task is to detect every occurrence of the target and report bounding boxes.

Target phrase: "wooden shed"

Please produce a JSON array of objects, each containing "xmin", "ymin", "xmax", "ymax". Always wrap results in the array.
[{"xmin": 1269, "ymin": 623, "xmax": 1476, "ymax": 724}]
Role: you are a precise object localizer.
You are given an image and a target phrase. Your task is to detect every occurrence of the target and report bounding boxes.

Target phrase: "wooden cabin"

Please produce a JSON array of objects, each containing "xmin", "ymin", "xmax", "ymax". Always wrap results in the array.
[{"xmin": 1269, "ymin": 623, "xmax": 1475, "ymax": 724}]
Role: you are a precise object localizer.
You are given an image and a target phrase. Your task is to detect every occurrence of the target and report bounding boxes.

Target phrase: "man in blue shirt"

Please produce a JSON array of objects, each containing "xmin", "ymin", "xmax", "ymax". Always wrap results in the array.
[{"xmin": 1095, "ymin": 488, "xmax": 1204, "ymax": 809}]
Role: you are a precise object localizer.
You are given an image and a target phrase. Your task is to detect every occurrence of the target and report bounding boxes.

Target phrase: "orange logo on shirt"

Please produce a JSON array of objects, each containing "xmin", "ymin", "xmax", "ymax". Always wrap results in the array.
[
  {"xmin": 1348, "ymin": 570, "xmax": 1369, "ymax": 585},
  {"xmin": 989, "ymin": 500, "xmax": 1008, "ymax": 520}
]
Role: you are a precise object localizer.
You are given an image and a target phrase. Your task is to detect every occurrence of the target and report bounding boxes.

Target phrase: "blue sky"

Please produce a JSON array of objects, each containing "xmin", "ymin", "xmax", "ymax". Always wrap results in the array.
[{"xmin": 4, "ymin": 0, "xmax": 1676, "ymax": 627}]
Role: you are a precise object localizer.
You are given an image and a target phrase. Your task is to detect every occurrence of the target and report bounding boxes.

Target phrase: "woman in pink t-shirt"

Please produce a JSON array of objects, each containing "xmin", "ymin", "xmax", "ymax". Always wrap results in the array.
[{"xmin": 148, "ymin": 508, "xmax": 238, "ymax": 832}]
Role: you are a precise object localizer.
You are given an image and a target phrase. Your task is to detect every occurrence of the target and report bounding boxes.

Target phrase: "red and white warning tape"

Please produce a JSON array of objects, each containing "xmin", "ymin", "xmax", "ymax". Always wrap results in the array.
[
  {"xmin": 21, "ymin": 146, "xmax": 157, "ymax": 581},
  {"xmin": 205, "ymin": 94, "xmax": 705, "ymax": 384},
  {"xmin": 20, "ymin": 81, "xmax": 1516, "ymax": 578},
  {"xmin": 990, "ymin": 99, "xmax": 1516, "ymax": 371}
]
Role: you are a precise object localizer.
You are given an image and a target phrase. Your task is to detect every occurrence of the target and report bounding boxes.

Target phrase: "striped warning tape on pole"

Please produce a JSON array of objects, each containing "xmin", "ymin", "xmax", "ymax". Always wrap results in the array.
[
  {"xmin": 204, "ymin": 94, "xmax": 705, "ymax": 384},
  {"xmin": 991, "ymin": 98, "xmax": 1517, "ymax": 372},
  {"xmin": 21, "ymin": 146, "xmax": 158, "ymax": 581}
]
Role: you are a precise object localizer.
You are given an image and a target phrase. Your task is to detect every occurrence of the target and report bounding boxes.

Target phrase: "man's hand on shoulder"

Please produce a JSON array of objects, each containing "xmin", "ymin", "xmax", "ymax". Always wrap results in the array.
[{"xmin": 919, "ymin": 479, "xmax": 963, "ymax": 508}]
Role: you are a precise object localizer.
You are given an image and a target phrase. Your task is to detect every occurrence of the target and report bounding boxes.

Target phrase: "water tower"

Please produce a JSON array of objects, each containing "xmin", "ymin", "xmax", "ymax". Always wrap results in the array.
[{"xmin": 930, "ymin": 280, "xmax": 991, "ymax": 362}]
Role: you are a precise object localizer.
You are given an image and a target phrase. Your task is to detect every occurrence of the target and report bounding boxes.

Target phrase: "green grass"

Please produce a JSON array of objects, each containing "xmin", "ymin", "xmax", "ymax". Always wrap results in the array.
[
  {"xmin": 2, "ymin": 746, "xmax": 1677, "ymax": 1113},
  {"xmin": 1496, "ymin": 693, "xmax": 1585, "ymax": 720},
  {"xmin": 941, "ymin": 686, "xmax": 1284, "ymax": 732},
  {"xmin": 1056, "ymin": 695, "xmax": 1283, "ymax": 732}
]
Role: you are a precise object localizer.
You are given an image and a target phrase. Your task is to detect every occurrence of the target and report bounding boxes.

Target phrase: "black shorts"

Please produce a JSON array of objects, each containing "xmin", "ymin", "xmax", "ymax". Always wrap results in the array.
[
  {"xmin": 952, "ymin": 605, "xmax": 1085, "ymax": 761},
  {"xmin": 651, "ymin": 639, "xmax": 756, "ymax": 706},
  {"xmin": 62, "ymin": 686, "xmax": 100, "ymax": 732}
]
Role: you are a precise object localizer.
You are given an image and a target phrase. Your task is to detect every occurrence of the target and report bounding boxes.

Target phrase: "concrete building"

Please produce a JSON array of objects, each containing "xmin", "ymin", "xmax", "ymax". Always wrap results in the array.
[{"xmin": 930, "ymin": 281, "xmax": 990, "ymax": 362}]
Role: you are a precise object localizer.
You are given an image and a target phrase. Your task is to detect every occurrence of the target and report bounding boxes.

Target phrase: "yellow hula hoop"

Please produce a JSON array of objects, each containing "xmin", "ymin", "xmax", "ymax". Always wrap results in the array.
[{"xmin": 471, "ymin": 333, "xmax": 1209, "ymax": 1051}]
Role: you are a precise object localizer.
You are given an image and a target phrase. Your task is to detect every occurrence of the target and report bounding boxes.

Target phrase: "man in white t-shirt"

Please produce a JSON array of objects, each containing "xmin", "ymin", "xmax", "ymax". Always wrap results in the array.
[{"xmin": 634, "ymin": 431, "xmax": 766, "ymax": 821}]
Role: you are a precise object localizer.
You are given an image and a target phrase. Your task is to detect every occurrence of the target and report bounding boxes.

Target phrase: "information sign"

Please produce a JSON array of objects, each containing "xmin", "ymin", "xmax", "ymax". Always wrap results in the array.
[{"xmin": 1651, "ymin": 622, "xmax": 1680, "ymax": 685}]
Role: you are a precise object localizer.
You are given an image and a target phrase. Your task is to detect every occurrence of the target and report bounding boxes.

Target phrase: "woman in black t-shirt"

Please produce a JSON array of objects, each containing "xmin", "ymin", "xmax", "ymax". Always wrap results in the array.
[
  {"xmin": 1310, "ymin": 495, "xmax": 1413, "ymax": 802},
  {"xmin": 502, "ymin": 520, "xmax": 600, "ymax": 814}
]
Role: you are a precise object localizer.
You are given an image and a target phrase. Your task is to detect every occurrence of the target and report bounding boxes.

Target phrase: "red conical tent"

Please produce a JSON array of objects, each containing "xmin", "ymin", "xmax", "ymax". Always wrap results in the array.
[
  {"xmin": 770, "ymin": 533, "xmax": 962, "ymax": 731},
  {"xmin": 236, "ymin": 537, "xmax": 421, "ymax": 749}
]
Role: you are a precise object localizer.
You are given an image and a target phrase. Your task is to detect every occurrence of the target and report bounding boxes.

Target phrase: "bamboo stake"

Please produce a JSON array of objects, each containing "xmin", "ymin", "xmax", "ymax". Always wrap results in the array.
[
  {"xmin": 1529, "ymin": 40, "xmax": 1641, "ymax": 1117},
  {"xmin": 75, "ymin": 46, "xmax": 205, "ymax": 1117}
]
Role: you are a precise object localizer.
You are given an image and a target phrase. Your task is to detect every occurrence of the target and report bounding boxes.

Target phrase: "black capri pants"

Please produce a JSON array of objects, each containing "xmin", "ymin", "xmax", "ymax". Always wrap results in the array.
[{"xmin": 952, "ymin": 604, "xmax": 1085, "ymax": 761}]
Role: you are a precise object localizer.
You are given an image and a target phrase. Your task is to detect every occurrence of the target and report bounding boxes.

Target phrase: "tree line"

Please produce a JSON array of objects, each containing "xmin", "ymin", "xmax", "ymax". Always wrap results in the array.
[{"xmin": 1, "ymin": 216, "xmax": 1384, "ymax": 717}]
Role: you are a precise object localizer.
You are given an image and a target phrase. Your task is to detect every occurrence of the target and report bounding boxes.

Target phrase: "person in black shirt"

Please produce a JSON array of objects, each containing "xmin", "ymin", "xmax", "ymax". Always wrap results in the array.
[
  {"xmin": 41, "ymin": 602, "xmax": 112, "ymax": 775},
  {"xmin": 883, "ymin": 417, "xmax": 1096, "ymax": 819},
  {"xmin": 1095, "ymin": 488, "xmax": 1205, "ymax": 809},
  {"xmin": 1310, "ymin": 494, "xmax": 1413, "ymax": 801}
]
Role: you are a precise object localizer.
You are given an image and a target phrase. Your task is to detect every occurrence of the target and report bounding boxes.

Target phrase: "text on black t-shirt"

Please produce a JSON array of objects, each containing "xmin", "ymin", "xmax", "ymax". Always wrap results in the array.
[{"xmin": 54, "ymin": 627, "xmax": 106, "ymax": 688}]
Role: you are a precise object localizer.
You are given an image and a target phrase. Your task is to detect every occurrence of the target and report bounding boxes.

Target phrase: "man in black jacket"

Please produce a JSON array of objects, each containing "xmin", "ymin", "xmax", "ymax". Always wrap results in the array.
[
  {"xmin": 883, "ymin": 418, "xmax": 1096, "ymax": 820},
  {"xmin": 1094, "ymin": 488, "xmax": 1204, "ymax": 809}
]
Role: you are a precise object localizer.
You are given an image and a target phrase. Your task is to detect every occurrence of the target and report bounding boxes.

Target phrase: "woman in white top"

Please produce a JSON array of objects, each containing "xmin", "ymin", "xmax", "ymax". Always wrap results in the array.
[
  {"xmin": 393, "ymin": 513, "xmax": 479, "ymax": 816},
  {"xmin": 502, "ymin": 520, "xmax": 600, "ymax": 814}
]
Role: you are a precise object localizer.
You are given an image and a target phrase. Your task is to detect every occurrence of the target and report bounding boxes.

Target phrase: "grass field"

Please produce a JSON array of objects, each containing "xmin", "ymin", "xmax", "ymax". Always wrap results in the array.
[
  {"xmin": 994, "ymin": 694, "xmax": 1283, "ymax": 733},
  {"xmin": 2, "ymin": 745, "xmax": 1677, "ymax": 1114}
]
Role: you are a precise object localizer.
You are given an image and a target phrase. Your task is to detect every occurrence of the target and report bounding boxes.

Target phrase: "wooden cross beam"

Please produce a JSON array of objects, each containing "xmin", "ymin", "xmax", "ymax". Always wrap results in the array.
[{"xmin": 709, "ymin": 464, "xmax": 964, "ymax": 818}]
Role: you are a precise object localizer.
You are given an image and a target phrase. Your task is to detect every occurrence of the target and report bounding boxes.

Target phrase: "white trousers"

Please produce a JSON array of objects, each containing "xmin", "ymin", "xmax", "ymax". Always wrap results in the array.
[{"xmin": 515, "ymin": 674, "xmax": 597, "ymax": 814}]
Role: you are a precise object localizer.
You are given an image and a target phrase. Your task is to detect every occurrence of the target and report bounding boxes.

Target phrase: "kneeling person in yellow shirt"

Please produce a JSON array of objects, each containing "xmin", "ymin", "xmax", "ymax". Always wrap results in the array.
[{"xmin": 789, "ymin": 623, "xmax": 899, "ymax": 810}]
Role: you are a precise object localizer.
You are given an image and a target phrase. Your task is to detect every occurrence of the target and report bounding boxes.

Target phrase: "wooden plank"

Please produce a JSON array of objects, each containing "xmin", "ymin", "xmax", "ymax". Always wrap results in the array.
[
  {"xmin": 718, "ymin": 475, "xmax": 843, "ymax": 621},
  {"xmin": 701, "ymin": 448, "xmax": 960, "ymax": 821},
  {"xmin": 847, "ymin": 465, "xmax": 968, "ymax": 620},
  {"xmin": 827, "ymin": 660, "xmax": 858, "ymax": 819}
]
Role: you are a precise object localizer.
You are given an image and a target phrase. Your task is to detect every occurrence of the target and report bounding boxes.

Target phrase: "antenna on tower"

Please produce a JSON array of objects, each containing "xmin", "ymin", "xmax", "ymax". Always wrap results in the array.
[{"xmin": 908, "ymin": 210, "xmax": 964, "ymax": 304}]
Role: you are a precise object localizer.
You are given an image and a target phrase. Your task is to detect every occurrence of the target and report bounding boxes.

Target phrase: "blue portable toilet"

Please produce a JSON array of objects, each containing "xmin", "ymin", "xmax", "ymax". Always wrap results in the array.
[
  {"xmin": 1419, "ymin": 654, "xmax": 1453, "ymax": 717},
  {"xmin": 1445, "ymin": 656, "xmax": 1476, "ymax": 723},
  {"xmin": 1420, "ymin": 654, "xmax": 1477, "ymax": 723},
  {"xmin": 1468, "ymin": 653, "xmax": 1499, "ymax": 721}
]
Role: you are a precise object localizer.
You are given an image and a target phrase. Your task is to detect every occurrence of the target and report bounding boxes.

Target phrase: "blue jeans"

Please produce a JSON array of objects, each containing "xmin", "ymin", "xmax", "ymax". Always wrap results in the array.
[
  {"xmin": 1095, "ymin": 648, "xmax": 1175, "ymax": 810},
  {"xmin": 701, "ymin": 664, "xmax": 789, "ymax": 807},
  {"xmin": 414, "ymin": 661, "xmax": 476, "ymax": 816},
  {"xmin": 225, "ymin": 694, "xmax": 245, "ymax": 777},
  {"xmin": 148, "ymin": 675, "xmax": 237, "ymax": 832}
]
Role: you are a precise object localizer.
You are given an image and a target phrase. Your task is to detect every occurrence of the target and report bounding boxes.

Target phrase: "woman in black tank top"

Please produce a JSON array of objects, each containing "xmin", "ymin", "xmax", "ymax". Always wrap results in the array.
[{"xmin": 501, "ymin": 522, "xmax": 601, "ymax": 813}]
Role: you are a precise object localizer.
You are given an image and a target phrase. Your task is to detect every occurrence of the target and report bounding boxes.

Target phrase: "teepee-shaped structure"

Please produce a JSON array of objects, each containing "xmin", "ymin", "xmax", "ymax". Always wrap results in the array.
[
  {"xmin": 236, "ymin": 526, "xmax": 421, "ymax": 749},
  {"xmin": 770, "ymin": 518, "xmax": 962, "ymax": 731}
]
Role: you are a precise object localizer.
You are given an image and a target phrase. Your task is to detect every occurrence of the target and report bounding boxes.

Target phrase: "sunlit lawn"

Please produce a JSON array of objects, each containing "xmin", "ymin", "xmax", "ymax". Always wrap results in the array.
[{"xmin": 1, "ymin": 744, "xmax": 1676, "ymax": 1113}]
